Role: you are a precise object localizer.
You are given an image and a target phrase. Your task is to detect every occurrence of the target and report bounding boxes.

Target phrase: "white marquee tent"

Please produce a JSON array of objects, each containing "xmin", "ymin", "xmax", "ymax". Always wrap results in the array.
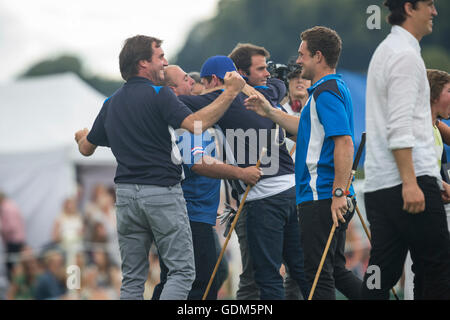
[{"xmin": 0, "ymin": 73, "xmax": 117, "ymax": 251}]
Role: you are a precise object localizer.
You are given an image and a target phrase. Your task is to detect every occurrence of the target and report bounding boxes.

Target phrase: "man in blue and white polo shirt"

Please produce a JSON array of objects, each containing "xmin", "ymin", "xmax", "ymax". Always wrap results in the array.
[{"xmin": 245, "ymin": 26, "xmax": 362, "ymax": 300}]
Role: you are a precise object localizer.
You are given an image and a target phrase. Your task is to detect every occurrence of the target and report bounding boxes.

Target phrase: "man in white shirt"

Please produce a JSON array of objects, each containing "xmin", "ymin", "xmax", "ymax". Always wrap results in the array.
[{"xmin": 363, "ymin": 0, "xmax": 450, "ymax": 299}]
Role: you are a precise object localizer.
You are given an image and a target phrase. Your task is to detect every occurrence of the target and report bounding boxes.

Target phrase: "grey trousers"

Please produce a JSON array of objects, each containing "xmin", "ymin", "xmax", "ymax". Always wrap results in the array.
[{"xmin": 115, "ymin": 183, "xmax": 195, "ymax": 300}]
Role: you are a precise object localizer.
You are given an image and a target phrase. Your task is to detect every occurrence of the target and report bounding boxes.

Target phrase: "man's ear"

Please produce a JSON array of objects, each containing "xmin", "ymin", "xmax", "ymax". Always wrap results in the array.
[
  {"xmin": 404, "ymin": 1, "xmax": 415, "ymax": 17},
  {"xmin": 314, "ymin": 50, "xmax": 324, "ymax": 65},
  {"xmin": 138, "ymin": 59, "xmax": 149, "ymax": 70},
  {"xmin": 212, "ymin": 74, "xmax": 220, "ymax": 86},
  {"xmin": 237, "ymin": 69, "xmax": 248, "ymax": 77}
]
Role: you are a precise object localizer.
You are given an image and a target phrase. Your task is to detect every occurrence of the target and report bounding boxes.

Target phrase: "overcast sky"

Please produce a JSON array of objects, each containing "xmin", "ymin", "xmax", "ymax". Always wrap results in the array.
[{"xmin": 0, "ymin": 0, "xmax": 220, "ymax": 83}]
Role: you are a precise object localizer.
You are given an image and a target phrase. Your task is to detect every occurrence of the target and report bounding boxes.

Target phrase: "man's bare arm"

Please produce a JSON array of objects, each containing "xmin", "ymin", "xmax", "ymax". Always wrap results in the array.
[
  {"xmin": 392, "ymin": 148, "xmax": 425, "ymax": 214},
  {"xmin": 330, "ymin": 135, "xmax": 354, "ymax": 227},
  {"xmin": 191, "ymin": 156, "xmax": 262, "ymax": 186},
  {"xmin": 181, "ymin": 71, "xmax": 245, "ymax": 133},
  {"xmin": 75, "ymin": 128, "xmax": 97, "ymax": 156},
  {"xmin": 244, "ymin": 93, "xmax": 300, "ymax": 135}
]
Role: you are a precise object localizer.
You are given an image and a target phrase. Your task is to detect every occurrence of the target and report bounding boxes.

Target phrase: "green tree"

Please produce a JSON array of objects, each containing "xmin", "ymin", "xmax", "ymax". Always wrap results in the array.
[
  {"xmin": 20, "ymin": 54, "xmax": 123, "ymax": 97},
  {"xmin": 174, "ymin": 0, "xmax": 449, "ymax": 74}
]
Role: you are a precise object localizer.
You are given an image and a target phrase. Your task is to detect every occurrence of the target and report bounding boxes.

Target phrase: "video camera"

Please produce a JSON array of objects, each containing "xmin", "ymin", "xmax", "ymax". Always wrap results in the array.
[{"xmin": 267, "ymin": 59, "xmax": 301, "ymax": 89}]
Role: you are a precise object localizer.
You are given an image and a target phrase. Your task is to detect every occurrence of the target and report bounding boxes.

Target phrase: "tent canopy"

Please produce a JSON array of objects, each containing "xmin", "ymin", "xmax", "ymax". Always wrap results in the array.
[
  {"xmin": 0, "ymin": 72, "xmax": 115, "ymax": 164},
  {"xmin": 0, "ymin": 73, "xmax": 116, "ymax": 251}
]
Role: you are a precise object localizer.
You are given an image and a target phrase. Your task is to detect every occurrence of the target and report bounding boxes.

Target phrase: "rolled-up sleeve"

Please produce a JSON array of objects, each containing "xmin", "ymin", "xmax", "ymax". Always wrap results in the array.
[{"xmin": 386, "ymin": 51, "xmax": 422, "ymax": 150}]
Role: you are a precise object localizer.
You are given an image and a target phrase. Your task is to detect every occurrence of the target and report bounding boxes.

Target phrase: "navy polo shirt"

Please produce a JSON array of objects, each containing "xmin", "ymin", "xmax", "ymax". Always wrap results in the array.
[{"xmin": 87, "ymin": 76, "xmax": 192, "ymax": 187}]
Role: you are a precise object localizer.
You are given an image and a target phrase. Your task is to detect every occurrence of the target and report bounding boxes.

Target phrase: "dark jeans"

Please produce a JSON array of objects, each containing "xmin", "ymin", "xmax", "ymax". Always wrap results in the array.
[
  {"xmin": 246, "ymin": 187, "xmax": 308, "ymax": 300},
  {"xmin": 362, "ymin": 175, "xmax": 450, "ymax": 300},
  {"xmin": 213, "ymin": 229, "xmax": 229, "ymax": 292},
  {"xmin": 153, "ymin": 220, "xmax": 218, "ymax": 300},
  {"xmin": 299, "ymin": 198, "xmax": 362, "ymax": 300}
]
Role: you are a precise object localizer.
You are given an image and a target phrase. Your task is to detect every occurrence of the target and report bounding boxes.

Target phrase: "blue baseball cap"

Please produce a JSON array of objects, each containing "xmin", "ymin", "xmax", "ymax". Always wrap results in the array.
[{"xmin": 200, "ymin": 55, "xmax": 237, "ymax": 80}]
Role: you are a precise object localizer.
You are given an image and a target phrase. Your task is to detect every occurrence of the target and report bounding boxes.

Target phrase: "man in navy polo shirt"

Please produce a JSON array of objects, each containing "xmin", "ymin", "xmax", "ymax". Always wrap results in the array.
[
  {"xmin": 74, "ymin": 35, "xmax": 245, "ymax": 300},
  {"xmin": 179, "ymin": 55, "xmax": 309, "ymax": 300},
  {"xmin": 245, "ymin": 26, "xmax": 362, "ymax": 300},
  {"xmin": 152, "ymin": 65, "xmax": 262, "ymax": 300}
]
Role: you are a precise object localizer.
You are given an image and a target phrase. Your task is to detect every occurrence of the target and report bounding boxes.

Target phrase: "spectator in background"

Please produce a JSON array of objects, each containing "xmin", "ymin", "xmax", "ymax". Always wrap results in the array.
[
  {"xmin": 84, "ymin": 184, "xmax": 109, "ymax": 241},
  {"xmin": 0, "ymin": 219, "xmax": 8, "ymax": 299},
  {"xmin": 85, "ymin": 186, "xmax": 121, "ymax": 266},
  {"xmin": 89, "ymin": 249, "xmax": 121, "ymax": 298},
  {"xmin": 33, "ymin": 249, "xmax": 67, "ymax": 300},
  {"xmin": 281, "ymin": 68, "xmax": 311, "ymax": 116},
  {"xmin": 6, "ymin": 246, "xmax": 42, "ymax": 300},
  {"xmin": 0, "ymin": 191, "xmax": 26, "ymax": 281},
  {"xmin": 281, "ymin": 68, "xmax": 312, "ymax": 160},
  {"xmin": 188, "ymin": 71, "xmax": 205, "ymax": 95},
  {"xmin": 91, "ymin": 188, "xmax": 121, "ymax": 265},
  {"xmin": 52, "ymin": 197, "xmax": 84, "ymax": 266}
]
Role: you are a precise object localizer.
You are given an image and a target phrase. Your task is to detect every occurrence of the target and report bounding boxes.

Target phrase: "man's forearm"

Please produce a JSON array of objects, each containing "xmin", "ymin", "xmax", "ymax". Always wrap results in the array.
[
  {"xmin": 333, "ymin": 135, "xmax": 354, "ymax": 191},
  {"xmin": 181, "ymin": 90, "xmax": 239, "ymax": 133},
  {"xmin": 268, "ymin": 108, "xmax": 300, "ymax": 136},
  {"xmin": 78, "ymin": 137, "xmax": 97, "ymax": 156},
  {"xmin": 392, "ymin": 148, "xmax": 418, "ymax": 186},
  {"xmin": 191, "ymin": 156, "xmax": 243, "ymax": 180}
]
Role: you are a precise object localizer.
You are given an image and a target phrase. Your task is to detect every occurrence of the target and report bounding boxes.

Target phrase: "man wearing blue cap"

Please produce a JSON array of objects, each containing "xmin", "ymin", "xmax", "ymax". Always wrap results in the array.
[
  {"xmin": 179, "ymin": 55, "xmax": 309, "ymax": 300},
  {"xmin": 152, "ymin": 65, "xmax": 262, "ymax": 300}
]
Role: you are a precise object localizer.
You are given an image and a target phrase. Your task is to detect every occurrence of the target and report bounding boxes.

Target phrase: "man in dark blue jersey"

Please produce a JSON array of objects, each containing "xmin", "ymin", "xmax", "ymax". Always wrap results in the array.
[
  {"xmin": 245, "ymin": 26, "xmax": 362, "ymax": 300},
  {"xmin": 152, "ymin": 65, "xmax": 262, "ymax": 300},
  {"xmin": 74, "ymin": 35, "xmax": 245, "ymax": 300},
  {"xmin": 179, "ymin": 55, "xmax": 309, "ymax": 300}
]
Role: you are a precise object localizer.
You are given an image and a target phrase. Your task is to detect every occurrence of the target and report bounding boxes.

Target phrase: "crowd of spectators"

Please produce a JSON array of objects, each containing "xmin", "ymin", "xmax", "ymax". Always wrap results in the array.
[{"xmin": 0, "ymin": 185, "xmax": 125, "ymax": 300}]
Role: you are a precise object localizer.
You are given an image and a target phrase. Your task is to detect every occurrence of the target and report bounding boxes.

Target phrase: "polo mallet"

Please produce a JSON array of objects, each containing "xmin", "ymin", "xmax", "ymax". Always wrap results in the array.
[
  {"xmin": 290, "ymin": 143, "xmax": 296, "ymax": 157},
  {"xmin": 202, "ymin": 147, "xmax": 267, "ymax": 300},
  {"xmin": 308, "ymin": 133, "xmax": 366, "ymax": 300}
]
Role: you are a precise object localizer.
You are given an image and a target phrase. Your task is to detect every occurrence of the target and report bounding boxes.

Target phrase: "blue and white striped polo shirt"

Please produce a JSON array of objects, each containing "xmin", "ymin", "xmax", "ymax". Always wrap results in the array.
[{"xmin": 295, "ymin": 74, "xmax": 355, "ymax": 205}]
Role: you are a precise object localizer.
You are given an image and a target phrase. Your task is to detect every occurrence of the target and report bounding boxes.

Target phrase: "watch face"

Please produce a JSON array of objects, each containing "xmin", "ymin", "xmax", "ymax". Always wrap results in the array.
[{"xmin": 334, "ymin": 188, "xmax": 343, "ymax": 197}]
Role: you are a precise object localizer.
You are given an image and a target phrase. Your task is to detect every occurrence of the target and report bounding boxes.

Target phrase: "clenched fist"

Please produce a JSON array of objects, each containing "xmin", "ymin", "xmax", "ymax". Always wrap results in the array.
[
  {"xmin": 75, "ymin": 128, "xmax": 89, "ymax": 144},
  {"xmin": 223, "ymin": 71, "xmax": 245, "ymax": 94}
]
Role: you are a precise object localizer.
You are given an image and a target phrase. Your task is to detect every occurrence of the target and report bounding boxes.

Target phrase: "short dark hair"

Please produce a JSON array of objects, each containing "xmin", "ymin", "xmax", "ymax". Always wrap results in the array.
[
  {"xmin": 384, "ymin": 0, "xmax": 426, "ymax": 26},
  {"xmin": 228, "ymin": 43, "xmax": 270, "ymax": 75},
  {"xmin": 427, "ymin": 69, "xmax": 450, "ymax": 104},
  {"xmin": 119, "ymin": 35, "xmax": 162, "ymax": 81},
  {"xmin": 300, "ymin": 26, "xmax": 342, "ymax": 69},
  {"xmin": 201, "ymin": 75, "xmax": 224, "ymax": 85}
]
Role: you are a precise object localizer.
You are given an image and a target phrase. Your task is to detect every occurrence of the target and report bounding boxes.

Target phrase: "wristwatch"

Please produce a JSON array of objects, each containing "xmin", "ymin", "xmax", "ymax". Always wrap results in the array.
[{"xmin": 333, "ymin": 188, "xmax": 345, "ymax": 198}]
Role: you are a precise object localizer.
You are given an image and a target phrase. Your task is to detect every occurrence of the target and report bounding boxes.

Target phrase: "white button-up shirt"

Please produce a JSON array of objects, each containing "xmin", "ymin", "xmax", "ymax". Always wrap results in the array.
[{"xmin": 364, "ymin": 25, "xmax": 441, "ymax": 193}]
